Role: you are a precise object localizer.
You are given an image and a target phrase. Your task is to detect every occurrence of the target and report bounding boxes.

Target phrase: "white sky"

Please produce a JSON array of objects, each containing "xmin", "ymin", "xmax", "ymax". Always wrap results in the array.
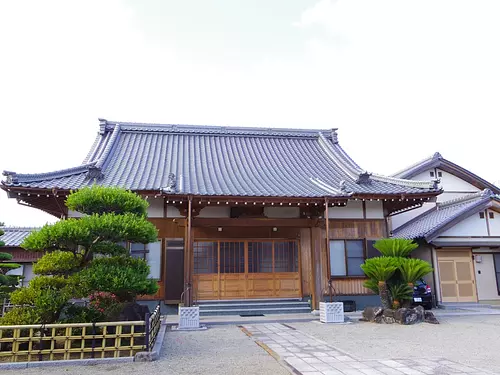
[{"xmin": 1, "ymin": 0, "xmax": 499, "ymax": 227}]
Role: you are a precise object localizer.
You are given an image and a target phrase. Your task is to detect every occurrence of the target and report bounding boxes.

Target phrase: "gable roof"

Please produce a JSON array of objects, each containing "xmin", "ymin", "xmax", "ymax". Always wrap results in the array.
[
  {"xmin": 392, "ymin": 189, "xmax": 499, "ymax": 241},
  {"xmin": 0, "ymin": 227, "xmax": 38, "ymax": 247},
  {"xmin": 2, "ymin": 119, "xmax": 439, "ymax": 199},
  {"xmin": 393, "ymin": 152, "xmax": 500, "ymax": 194}
]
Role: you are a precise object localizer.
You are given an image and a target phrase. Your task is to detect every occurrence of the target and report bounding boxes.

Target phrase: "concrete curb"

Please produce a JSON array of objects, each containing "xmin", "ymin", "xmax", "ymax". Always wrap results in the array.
[
  {"xmin": 0, "ymin": 357, "xmax": 134, "ymax": 370},
  {"xmin": 134, "ymin": 317, "xmax": 167, "ymax": 362}
]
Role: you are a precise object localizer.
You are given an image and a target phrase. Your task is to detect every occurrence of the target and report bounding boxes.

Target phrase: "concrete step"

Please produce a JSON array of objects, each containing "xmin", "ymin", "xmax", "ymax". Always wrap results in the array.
[
  {"xmin": 199, "ymin": 306, "xmax": 312, "ymax": 316},
  {"xmin": 196, "ymin": 298, "xmax": 311, "ymax": 316},
  {"xmin": 438, "ymin": 303, "xmax": 493, "ymax": 310}
]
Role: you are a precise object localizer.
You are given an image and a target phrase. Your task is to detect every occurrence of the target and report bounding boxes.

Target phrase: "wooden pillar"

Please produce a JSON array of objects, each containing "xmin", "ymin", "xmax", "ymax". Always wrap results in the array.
[
  {"xmin": 184, "ymin": 196, "xmax": 193, "ymax": 306},
  {"xmin": 311, "ymin": 227, "xmax": 323, "ymax": 310},
  {"xmin": 325, "ymin": 198, "xmax": 331, "ymax": 279}
]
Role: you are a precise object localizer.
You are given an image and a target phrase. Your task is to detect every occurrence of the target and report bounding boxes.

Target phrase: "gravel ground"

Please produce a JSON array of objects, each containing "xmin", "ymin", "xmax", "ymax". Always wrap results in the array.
[
  {"xmin": 291, "ymin": 315, "xmax": 500, "ymax": 373},
  {"xmin": 13, "ymin": 325, "xmax": 289, "ymax": 375}
]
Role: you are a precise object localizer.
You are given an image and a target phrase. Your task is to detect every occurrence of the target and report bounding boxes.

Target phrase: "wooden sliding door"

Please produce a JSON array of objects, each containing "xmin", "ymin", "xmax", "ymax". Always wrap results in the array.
[{"xmin": 193, "ymin": 239, "xmax": 301, "ymax": 300}]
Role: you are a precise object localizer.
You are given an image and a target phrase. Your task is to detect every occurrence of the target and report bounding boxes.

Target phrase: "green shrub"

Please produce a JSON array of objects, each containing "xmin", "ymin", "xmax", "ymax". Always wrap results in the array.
[
  {"xmin": 80, "ymin": 256, "xmax": 158, "ymax": 302},
  {"xmin": 0, "ymin": 307, "xmax": 42, "ymax": 325}
]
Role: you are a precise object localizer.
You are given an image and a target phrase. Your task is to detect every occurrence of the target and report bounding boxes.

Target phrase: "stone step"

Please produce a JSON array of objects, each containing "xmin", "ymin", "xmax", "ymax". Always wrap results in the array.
[
  {"xmin": 197, "ymin": 298, "xmax": 304, "ymax": 305},
  {"xmin": 199, "ymin": 306, "xmax": 312, "ymax": 316},
  {"xmin": 198, "ymin": 301, "xmax": 310, "ymax": 310}
]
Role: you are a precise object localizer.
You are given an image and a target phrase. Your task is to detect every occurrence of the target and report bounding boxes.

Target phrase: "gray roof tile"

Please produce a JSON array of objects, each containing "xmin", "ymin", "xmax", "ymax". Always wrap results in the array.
[
  {"xmin": 2, "ymin": 120, "xmax": 439, "ymax": 198},
  {"xmin": 0, "ymin": 227, "xmax": 38, "ymax": 247},
  {"xmin": 392, "ymin": 189, "xmax": 497, "ymax": 240}
]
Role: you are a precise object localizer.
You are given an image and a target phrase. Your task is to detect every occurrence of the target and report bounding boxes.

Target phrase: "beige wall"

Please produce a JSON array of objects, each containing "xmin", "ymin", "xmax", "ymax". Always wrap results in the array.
[{"xmin": 473, "ymin": 253, "xmax": 500, "ymax": 301}]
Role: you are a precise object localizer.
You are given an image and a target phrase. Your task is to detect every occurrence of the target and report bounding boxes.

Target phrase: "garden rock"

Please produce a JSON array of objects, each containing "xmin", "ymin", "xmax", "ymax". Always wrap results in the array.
[
  {"xmin": 394, "ymin": 307, "xmax": 424, "ymax": 325},
  {"xmin": 362, "ymin": 306, "xmax": 383, "ymax": 322},
  {"xmin": 425, "ymin": 311, "xmax": 440, "ymax": 324}
]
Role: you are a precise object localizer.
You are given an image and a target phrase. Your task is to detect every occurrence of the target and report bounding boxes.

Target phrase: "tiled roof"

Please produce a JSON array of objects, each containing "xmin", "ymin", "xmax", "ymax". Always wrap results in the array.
[
  {"xmin": 0, "ymin": 227, "xmax": 38, "ymax": 247},
  {"xmin": 392, "ymin": 189, "xmax": 497, "ymax": 241},
  {"xmin": 2, "ymin": 120, "xmax": 439, "ymax": 198},
  {"xmin": 392, "ymin": 152, "xmax": 500, "ymax": 194}
]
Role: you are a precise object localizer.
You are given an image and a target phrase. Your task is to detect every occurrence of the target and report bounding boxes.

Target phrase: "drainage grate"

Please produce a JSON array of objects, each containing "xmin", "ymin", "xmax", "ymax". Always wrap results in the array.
[{"xmin": 239, "ymin": 314, "xmax": 265, "ymax": 317}]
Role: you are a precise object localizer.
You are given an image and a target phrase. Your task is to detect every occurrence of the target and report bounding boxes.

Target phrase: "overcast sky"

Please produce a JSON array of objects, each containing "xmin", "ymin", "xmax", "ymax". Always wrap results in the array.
[{"xmin": 1, "ymin": 0, "xmax": 499, "ymax": 227}]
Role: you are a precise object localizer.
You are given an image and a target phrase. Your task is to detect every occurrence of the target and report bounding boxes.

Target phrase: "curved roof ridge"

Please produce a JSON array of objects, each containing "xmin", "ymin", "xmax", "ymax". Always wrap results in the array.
[
  {"xmin": 310, "ymin": 177, "xmax": 348, "ymax": 196},
  {"xmin": 370, "ymin": 174, "xmax": 437, "ymax": 189},
  {"xmin": 101, "ymin": 119, "xmax": 334, "ymax": 139},
  {"xmin": 95, "ymin": 124, "xmax": 121, "ymax": 169},
  {"xmin": 437, "ymin": 189, "xmax": 493, "ymax": 208},
  {"xmin": 317, "ymin": 133, "xmax": 359, "ymax": 181},
  {"xmin": 3, "ymin": 164, "xmax": 93, "ymax": 184},
  {"xmin": 392, "ymin": 152, "xmax": 439, "ymax": 178}
]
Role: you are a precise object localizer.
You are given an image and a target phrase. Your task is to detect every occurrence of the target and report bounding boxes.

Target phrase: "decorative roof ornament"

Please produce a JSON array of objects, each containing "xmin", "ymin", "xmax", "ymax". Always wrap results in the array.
[
  {"xmin": 163, "ymin": 173, "xmax": 177, "ymax": 193},
  {"xmin": 331, "ymin": 129, "xmax": 338, "ymax": 144},
  {"xmin": 432, "ymin": 178, "xmax": 441, "ymax": 190},
  {"xmin": 339, "ymin": 180, "xmax": 347, "ymax": 192},
  {"xmin": 2, "ymin": 171, "xmax": 17, "ymax": 184},
  {"xmin": 432, "ymin": 152, "xmax": 442, "ymax": 160},
  {"xmin": 356, "ymin": 171, "xmax": 372, "ymax": 185},
  {"xmin": 98, "ymin": 118, "xmax": 108, "ymax": 134},
  {"xmin": 86, "ymin": 165, "xmax": 103, "ymax": 180}
]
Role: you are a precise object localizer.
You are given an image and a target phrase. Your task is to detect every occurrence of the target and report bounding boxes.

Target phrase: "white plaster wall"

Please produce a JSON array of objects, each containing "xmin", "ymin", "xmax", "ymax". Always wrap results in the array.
[
  {"xmin": 439, "ymin": 213, "xmax": 488, "ymax": 237},
  {"xmin": 264, "ymin": 207, "xmax": 300, "ymax": 218},
  {"xmin": 487, "ymin": 210, "xmax": 500, "ymax": 235},
  {"xmin": 147, "ymin": 198, "xmax": 164, "ymax": 218},
  {"xmin": 437, "ymin": 169, "xmax": 480, "ymax": 193},
  {"xmin": 365, "ymin": 201, "xmax": 384, "ymax": 219},
  {"xmin": 328, "ymin": 200, "xmax": 363, "ymax": 219},
  {"xmin": 474, "ymin": 253, "xmax": 500, "ymax": 301},
  {"xmin": 166, "ymin": 205, "xmax": 183, "ymax": 218},
  {"xmin": 198, "ymin": 206, "xmax": 231, "ymax": 218},
  {"xmin": 390, "ymin": 202, "xmax": 435, "ymax": 230}
]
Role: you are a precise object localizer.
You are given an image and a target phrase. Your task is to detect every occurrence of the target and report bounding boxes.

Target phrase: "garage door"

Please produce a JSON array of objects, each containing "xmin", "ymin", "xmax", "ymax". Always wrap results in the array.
[{"xmin": 437, "ymin": 250, "xmax": 477, "ymax": 303}]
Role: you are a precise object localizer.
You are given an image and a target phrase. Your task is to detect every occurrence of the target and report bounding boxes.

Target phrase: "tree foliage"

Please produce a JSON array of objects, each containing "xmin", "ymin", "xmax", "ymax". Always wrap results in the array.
[
  {"xmin": 1, "ymin": 186, "xmax": 159, "ymax": 325},
  {"xmin": 66, "ymin": 186, "xmax": 148, "ymax": 216}
]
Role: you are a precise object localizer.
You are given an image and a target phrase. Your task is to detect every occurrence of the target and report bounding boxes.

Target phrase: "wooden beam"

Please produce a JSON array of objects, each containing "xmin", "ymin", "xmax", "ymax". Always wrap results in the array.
[
  {"xmin": 192, "ymin": 218, "xmax": 319, "ymax": 228},
  {"xmin": 325, "ymin": 198, "xmax": 331, "ymax": 281}
]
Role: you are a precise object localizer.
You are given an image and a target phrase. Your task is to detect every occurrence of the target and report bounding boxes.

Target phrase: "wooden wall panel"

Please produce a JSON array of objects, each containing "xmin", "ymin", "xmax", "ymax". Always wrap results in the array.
[
  {"xmin": 331, "ymin": 278, "xmax": 373, "ymax": 295},
  {"xmin": 299, "ymin": 228, "xmax": 312, "ymax": 296},
  {"xmin": 149, "ymin": 218, "xmax": 185, "ymax": 238},
  {"xmin": 193, "ymin": 226, "xmax": 301, "ymax": 239},
  {"xmin": 328, "ymin": 220, "xmax": 385, "ymax": 239}
]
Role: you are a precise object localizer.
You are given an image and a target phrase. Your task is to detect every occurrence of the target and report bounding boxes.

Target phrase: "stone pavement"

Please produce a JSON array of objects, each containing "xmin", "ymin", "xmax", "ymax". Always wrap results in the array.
[{"xmin": 241, "ymin": 323, "xmax": 493, "ymax": 375}]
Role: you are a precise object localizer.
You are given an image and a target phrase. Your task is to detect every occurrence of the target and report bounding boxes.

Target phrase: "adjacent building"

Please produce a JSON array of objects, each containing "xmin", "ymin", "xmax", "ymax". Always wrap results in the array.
[
  {"xmin": 0, "ymin": 227, "xmax": 41, "ymax": 286},
  {"xmin": 391, "ymin": 153, "xmax": 500, "ymax": 305}
]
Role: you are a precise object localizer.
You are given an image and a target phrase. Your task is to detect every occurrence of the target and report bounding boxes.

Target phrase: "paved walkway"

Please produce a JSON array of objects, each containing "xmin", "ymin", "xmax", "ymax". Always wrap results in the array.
[{"xmin": 241, "ymin": 323, "xmax": 493, "ymax": 375}]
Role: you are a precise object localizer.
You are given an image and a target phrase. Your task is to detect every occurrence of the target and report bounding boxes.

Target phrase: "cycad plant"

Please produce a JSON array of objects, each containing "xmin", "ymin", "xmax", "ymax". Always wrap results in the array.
[
  {"xmin": 361, "ymin": 257, "xmax": 399, "ymax": 309},
  {"xmin": 399, "ymin": 258, "xmax": 433, "ymax": 287},
  {"xmin": 389, "ymin": 283, "xmax": 413, "ymax": 309},
  {"xmin": 373, "ymin": 238, "xmax": 418, "ymax": 257},
  {"xmin": 361, "ymin": 238, "xmax": 433, "ymax": 310}
]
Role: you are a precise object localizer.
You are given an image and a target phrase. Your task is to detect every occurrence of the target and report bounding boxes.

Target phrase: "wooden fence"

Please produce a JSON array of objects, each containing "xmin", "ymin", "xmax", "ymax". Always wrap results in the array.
[{"xmin": 0, "ymin": 303, "xmax": 162, "ymax": 363}]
